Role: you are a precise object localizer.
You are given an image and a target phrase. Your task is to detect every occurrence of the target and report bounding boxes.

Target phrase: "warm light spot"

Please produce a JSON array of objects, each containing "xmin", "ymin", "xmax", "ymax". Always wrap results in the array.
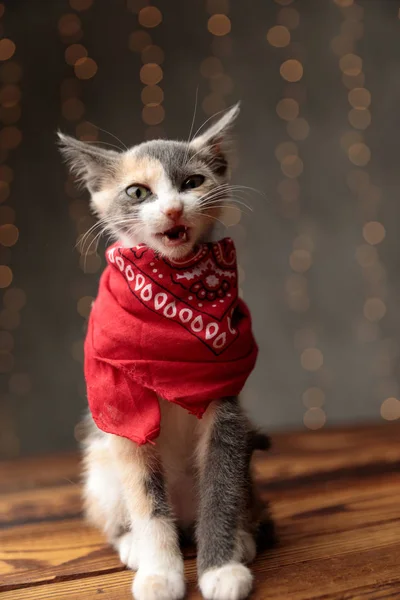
[
  {"xmin": 287, "ymin": 293, "xmax": 309, "ymax": 313},
  {"xmin": 275, "ymin": 141, "xmax": 298, "ymax": 162},
  {"xmin": 207, "ymin": 14, "xmax": 231, "ymax": 36},
  {"xmin": 58, "ymin": 14, "xmax": 82, "ymax": 37},
  {"xmin": 141, "ymin": 85, "xmax": 164, "ymax": 106},
  {"xmin": 285, "ymin": 274, "xmax": 309, "ymax": 312},
  {"xmin": 140, "ymin": 63, "xmax": 163, "ymax": 85},
  {"xmin": 210, "ymin": 74, "xmax": 234, "ymax": 94},
  {"xmin": 62, "ymin": 98, "xmax": 85, "ymax": 121},
  {"xmin": 280, "ymin": 59, "xmax": 303, "ymax": 82},
  {"xmin": 9, "ymin": 372, "xmax": 31, "ymax": 395},
  {"xmin": 79, "ymin": 253, "xmax": 101, "ymax": 273},
  {"xmin": 69, "ymin": 0, "xmax": 93, "ymax": 10},
  {"xmin": 200, "ymin": 56, "xmax": 223, "ymax": 78},
  {"xmin": 363, "ymin": 221, "xmax": 385, "ymax": 246},
  {"xmin": 138, "ymin": 6, "xmax": 162, "ymax": 28},
  {"xmin": 0, "ymin": 126, "xmax": 22, "ymax": 149},
  {"xmin": 128, "ymin": 30, "xmax": 152, "ymax": 52},
  {"xmin": 276, "ymin": 98, "xmax": 299, "ymax": 121},
  {"xmin": 0, "ymin": 39, "xmax": 16, "ymax": 62},
  {"xmin": 266, "ymin": 25, "xmax": 290, "ymax": 48},
  {"xmin": 381, "ymin": 397, "xmax": 400, "ymax": 421},
  {"xmin": 0, "ymin": 166, "xmax": 13, "ymax": 183},
  {"xmin": 142, "ymin": 104, "xmax": 165, "ymax": 125},
  {"xmin": 206, "ymin": 0, "xmax": 230, "ymax": 14},
  {"xmin": 141, "ymin": 44, "xmax": 164, "ymax": 65},
  {"xmin": 74, "ymin": 57, "xmax": 98, "ymax": 79},
  {"xmin": 0, "ymin": 265, "xmax": 12, "ymax": 288},
  {"xmin": 0, "ymin": 4, "xmax": 4, "ymax": 18},
  {"xmin": 339, "ymin": 53, "xmax": 362, "ymax": 76},
  {"xmin": 355, "ymin": 244, "xmax": 377, "ymax": 267},
  {"xmin": 348, "ymin": 87, "xmax": 371, "ymax": 109},
  {"xmin": 277, "ymin": 178, "xmax": 299, "ymax": 201},
  {"xmin": 0, "ymin": 62, "xmax": 22, "ymax": 84},
  {"xmin": 342, "ymin": 71, "xmax": 365, "ymax": 90},
  {"xmin": 348, "ymin": 142, "xmax": 370, "ymax": 166},
  {"xmin": 281, "ymin": 155, "xmax": 303, "ymax": 178},
  {"xmin": 0, "ymin": 84, "xmax": 21, "ymax": 108},
  {"xmin": 76, "ymin": 121, "xmax": 98, "ymax": 141},
  {"xmin": 346, "ymin": 169, "xmax": 369, "ymax": 192},
  {"xmin": 302, "ymin": 387, "xmax": 325, "ymax": 408},
  {"xmin": 202, "ymin": 93, "xmax": 226, "ymax": 116},
  {"xmin": 65, "ymin": 43, "xmax": 87, "ymax": 66},
  {"xmin": 301, "ymin": 348, "xmax": 323, "ymax": 371},
  {"xmin": 363, "ymin": 262, "xmax": 386, "ymax": 285},
  {"xmin": 0, "ymin": 224, "xmax": 18, "ymax": 247},
  {"xmin": 286, "ymin": 117, "xmax": 310, "ymax": 141},
  {"xmin": 0, "ymin": 183, "xmax": 10, "ymax": 207},
  {"xmin": 364, "ymin": 297, "xmax": 386, "ymax": 322},
  {"xmin": 277, "ymin": 7, "xmax": 299, "ymax": 29},
  {"xmin": 3, "ymin": 287, "xmax": 26, "ymax": 310},
  {"xmin": 77, "ymin": 295, "xmax": 94, "ymax": 318},
  {"xmin": 289, "ymin": 249, "xmax": 312, "ymax": 273},
  {"xmin": 0, "ymin": 331, "xmax": 13, "ymax": 352},
  {"xmin": 144, "ymin": 125, "xmax": 165, "ymax": 140},
  {"xmin": 304, "ymin": 407, "xmax": 326, "ymax": 430},
  {"xmin": 348, "ymin": 108, "xmax": 371, "ymax": 130}
]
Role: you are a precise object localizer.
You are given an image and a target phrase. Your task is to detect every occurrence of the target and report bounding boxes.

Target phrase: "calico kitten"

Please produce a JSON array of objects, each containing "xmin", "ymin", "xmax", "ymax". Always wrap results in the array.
[{"xmin": 59, "ymin": 105, "xmax": 274, "ymax": 600}]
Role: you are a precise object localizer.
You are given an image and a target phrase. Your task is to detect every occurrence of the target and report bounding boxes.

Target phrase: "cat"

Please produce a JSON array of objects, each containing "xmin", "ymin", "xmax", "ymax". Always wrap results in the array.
[{"xmin": 59, "ymin": 104, "xmax": 274, "ymax": 600}]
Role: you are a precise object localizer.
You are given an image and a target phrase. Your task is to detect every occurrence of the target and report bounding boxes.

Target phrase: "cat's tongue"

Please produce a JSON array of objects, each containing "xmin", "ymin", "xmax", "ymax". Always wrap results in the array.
[{"xmin": 162, "ymin": 225, "xmax": 188, "ymax": 246}]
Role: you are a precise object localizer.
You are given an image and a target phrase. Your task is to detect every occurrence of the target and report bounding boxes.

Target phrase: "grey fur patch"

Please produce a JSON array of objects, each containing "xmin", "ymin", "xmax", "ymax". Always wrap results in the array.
[
  {"xmin": 196, "ymin": 397, "xmax": 252, "ymax": 574},
  {"xmin": 145, "ymin": 467, "xmax": 171, "ymax": 518}
]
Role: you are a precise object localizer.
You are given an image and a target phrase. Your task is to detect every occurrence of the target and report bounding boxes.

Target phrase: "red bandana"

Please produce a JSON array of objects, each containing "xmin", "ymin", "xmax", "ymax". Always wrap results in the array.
[{"xmin": 84, "ymin": 237, "xmax": 258, "ymax": 445}]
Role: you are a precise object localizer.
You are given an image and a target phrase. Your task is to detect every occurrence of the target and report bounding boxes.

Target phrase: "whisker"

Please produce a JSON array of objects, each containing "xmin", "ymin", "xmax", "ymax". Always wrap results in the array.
[{"xmin": 85, "ymin": 122, "xmax": 128, "ymax": 151}]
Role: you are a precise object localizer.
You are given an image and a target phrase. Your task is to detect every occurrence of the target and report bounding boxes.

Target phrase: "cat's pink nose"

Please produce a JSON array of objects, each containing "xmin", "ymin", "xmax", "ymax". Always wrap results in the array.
[{"xmin": 164, "ymin": 207, "xmax": 183, "ymax": 222}]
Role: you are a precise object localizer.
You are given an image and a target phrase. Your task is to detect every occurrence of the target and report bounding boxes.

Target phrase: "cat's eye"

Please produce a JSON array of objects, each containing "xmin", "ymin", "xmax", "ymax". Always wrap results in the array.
[
  {"xmin": 126, "ymin": 184, "xmax": 151, "ymax": 201},
  {"xmin": 181, "ymin": 175, "xmax": 205, "ymax": 191}
]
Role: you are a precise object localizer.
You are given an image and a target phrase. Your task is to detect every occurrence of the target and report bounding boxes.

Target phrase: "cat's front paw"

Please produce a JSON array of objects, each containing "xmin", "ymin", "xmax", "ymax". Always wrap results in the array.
[
  {"xmin": 114, "ymin": 531, "xmax": 139, "ymax": 571},
  {"xmin": 199, "ymin": 563, "xmax": 253, "ymax": 600},
  {"xmin": 132, "ymin": 569, "xmax": 185, "ymax": 600}
]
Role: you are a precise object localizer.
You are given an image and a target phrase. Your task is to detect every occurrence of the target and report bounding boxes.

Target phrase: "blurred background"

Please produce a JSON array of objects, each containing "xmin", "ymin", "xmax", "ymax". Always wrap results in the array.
[{"xmin": 0, "ymin": 0, "xmax": 400, "ymax": 458}]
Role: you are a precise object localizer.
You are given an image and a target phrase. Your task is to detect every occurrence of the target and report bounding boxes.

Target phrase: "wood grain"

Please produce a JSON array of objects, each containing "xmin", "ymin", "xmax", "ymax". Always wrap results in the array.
[{"xmin": 1, "ymin": 423, "xmax": 400, "ymax": 599}]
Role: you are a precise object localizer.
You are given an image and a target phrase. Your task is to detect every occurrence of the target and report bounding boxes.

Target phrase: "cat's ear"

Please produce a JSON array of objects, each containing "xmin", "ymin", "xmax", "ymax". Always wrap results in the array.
[
  {"xmin": 57, "ymin": 133, "xmax": 119, "ymax": 193},
  {"xmin": 190, "ymin": 103, "xmax": 239, "ymax": 175},
  {"xmin": 190, "ymin": 103, "xmax": 239, "ymax": 151}
]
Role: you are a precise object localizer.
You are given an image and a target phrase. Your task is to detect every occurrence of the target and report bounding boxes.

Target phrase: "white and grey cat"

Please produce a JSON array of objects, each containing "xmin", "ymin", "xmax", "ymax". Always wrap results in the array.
[{"xmin": 59, "ymin": 105, "xmax": 274, "ymax": 600}]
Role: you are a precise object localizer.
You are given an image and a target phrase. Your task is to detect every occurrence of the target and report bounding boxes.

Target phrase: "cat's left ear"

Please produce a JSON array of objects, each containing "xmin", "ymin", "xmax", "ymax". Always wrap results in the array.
[{"xmin": 190, "ymin": 103, "xmax": 240, "ymax": 174}]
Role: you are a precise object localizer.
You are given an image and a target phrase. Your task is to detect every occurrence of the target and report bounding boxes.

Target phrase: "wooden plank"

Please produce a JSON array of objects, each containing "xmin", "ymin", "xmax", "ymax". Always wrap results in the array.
[{"xmin": 2, "ymin": 472, "xmax": 400, "ymax": 590}]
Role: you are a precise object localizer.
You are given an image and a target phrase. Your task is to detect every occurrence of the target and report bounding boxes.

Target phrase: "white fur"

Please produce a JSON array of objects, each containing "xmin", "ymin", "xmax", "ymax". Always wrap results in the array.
[{"xmin": 199, "ymin": 563, "xmax": 253, "ymax": 600}]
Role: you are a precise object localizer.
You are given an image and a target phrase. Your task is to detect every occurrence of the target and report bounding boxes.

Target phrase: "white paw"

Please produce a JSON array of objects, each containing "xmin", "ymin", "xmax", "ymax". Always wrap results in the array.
[
  {"xmin": 133, "ymin": 569, "xmax": 185, "ymax": 600},
  {"xmin": 237, "ymin": 531, "xmax": 256, "ymax": 564},
  {"xmin": 115, "ymin": 531, "xmax": 139, "ymax": 571},
  {"xmin": 199, "ymin": 563, "xmax": 253, "ymax": 600}
]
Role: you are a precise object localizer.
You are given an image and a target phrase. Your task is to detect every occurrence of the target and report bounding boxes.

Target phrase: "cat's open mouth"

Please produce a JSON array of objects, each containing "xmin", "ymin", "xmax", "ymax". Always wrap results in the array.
[{"xmin": 158, "ymin": 225, "xmax": 190, "ymax": 247}]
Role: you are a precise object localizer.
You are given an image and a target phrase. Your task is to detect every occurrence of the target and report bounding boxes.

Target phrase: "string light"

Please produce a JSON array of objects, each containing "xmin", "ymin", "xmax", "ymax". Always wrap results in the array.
[
  {"xmin": 128, "ymin": 2, "xmax": 165, "ymax": 138},
  {"xmin": 333, "ymin": 0, "xmax": 397, "ymax": 420},
  {"xmin": 0, "ymin": 3, "xmax": 25, "ymax": 456},
  {"xmin": 270, "ymin": 0, "xmax": 326, "ymax": 429}
]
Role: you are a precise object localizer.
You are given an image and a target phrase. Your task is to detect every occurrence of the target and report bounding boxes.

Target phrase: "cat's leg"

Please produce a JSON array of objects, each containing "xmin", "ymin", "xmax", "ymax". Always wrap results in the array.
[
  {"xmin": 110, "ymin": 435, "xmax": 185, "ymax": 600},
  {"xmin": 196, "ymin": 399, "xmax": 255, "ymax": 600}
]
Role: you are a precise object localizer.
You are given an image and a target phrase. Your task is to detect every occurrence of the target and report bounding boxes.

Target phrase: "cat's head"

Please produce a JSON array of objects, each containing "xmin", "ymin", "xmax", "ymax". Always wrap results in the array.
[{"xmin": 58, "ymin": 104, "xmax": 239, "ymax": 260}]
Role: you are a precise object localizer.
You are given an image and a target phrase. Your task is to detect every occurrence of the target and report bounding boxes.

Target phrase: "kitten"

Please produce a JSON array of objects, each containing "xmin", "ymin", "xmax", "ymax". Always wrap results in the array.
[{"xmin": 59, "ymin": 105, "xmax": 274, "ymax": 600}]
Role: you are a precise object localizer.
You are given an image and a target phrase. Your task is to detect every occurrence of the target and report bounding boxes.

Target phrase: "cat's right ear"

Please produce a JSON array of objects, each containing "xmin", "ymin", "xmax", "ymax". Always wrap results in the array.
[{"xmin": 57, "ymin": 132, "xmax": 119, "ymax": 193}]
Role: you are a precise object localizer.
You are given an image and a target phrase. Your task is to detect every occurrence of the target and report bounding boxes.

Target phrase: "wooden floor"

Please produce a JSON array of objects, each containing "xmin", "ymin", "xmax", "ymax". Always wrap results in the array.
[{"xmin": 1, "ymin": 423, "xmax": 400, "ymax": 599}]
